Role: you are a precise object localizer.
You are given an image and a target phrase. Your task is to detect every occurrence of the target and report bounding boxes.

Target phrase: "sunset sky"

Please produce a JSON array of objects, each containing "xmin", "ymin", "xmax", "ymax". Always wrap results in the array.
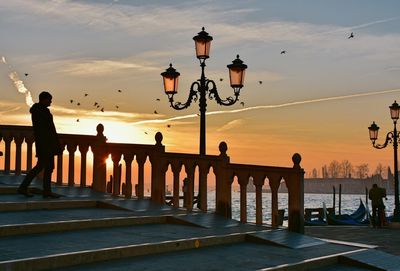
[{"xmin": 1, "ymin": 0, "xmax": 400, "ymax": 176}]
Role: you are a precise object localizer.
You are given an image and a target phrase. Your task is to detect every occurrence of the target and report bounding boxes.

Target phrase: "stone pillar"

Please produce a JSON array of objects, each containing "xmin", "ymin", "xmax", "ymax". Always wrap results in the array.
[
  {"xmin": 215, "ymin": 142, "xmax": 232, "ymax": 219},
  {"xmin": 136, "ymin": 153, "xmax": 146, "ymax": 199},
  {"xmin": 79, "ymin": 144, "xmax": 89, "ymax": 187},
  {"xmin": 172, "ymin": 162, "xmax": 181, "ymax": 207},
  {"xmin": 14, "ymin": 135, "xmax": 23, "ymax": 175},
  {"xmin": 25, "ymin": 135, "xmax": 34, "ymax": 171},
  {"xmin": 238, "ymin": 173, "xmax": 249, "ymax": 223},
  {"xmin": 198, "ymin": 162, "xmax": 209, "ymax": 212},
  {"xmin": 67, "ymin": 143, "xmax": 77, "ymax": 186},
  {"xmin": 111, "ymin": 151, "xmax": 122, "ymax": 196},
  {"xmin": 253, "ymin": 175, "xmax": 265, "ymax": 225},
  {"xmin": 150, "ymin": 132, "xmax": 165, "ymax": 204},
  {"xmin": 3, "ymin": 134, "xmax": 12, "ymax": 174},
  {"xmin": 123, "ymin": 153, "xmax": 134, "ymax": 198},
  {"xmin": 286, "ymin": 153, "xmax": 305, "ymax": 233},
  {"xmin": 269, "ymin": 174, "xmax": 281, "ymax": 228},
  {"xmin": 56, "ymin": 144, "xmax": 65, "ymax": 185}
]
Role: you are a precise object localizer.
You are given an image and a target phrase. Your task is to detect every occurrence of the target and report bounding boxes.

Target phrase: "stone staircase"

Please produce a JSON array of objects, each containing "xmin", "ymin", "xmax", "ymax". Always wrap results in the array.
[{"xmin": 1, "ymin": 175, "xmax": 400, "ymax": 271}]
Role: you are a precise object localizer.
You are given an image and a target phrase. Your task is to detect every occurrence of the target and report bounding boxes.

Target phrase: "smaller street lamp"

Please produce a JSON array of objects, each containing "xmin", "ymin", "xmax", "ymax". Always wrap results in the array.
[{"xmin": 368, "ymin": 100, "xmax": 400, "ymax": 222}]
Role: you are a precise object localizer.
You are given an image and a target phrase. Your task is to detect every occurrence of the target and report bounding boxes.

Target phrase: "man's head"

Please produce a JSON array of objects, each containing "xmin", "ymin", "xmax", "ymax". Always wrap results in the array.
[
  {"xmin": 373, "ymin": 183, "xmax": 378, "ymax": 188},
  {"xmin": 39, "ymin": 91, "xmax": 52, "ymax": 107}
]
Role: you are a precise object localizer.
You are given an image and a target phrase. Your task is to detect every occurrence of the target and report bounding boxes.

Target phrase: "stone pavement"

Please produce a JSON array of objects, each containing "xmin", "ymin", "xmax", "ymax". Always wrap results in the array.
[
  {"xmin": 1, "ymin": 175, "xmax": 400, "ymax": 271},
  {"xmin": 306, "ymin": 225, "xmax": 400, "ymax": 256}
]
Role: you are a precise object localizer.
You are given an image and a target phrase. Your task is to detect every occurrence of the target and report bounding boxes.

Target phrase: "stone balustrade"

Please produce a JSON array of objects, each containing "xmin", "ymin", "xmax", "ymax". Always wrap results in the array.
[{"xmin": 0, "ymin": 124, "xmax": 304, "ymax": 233}]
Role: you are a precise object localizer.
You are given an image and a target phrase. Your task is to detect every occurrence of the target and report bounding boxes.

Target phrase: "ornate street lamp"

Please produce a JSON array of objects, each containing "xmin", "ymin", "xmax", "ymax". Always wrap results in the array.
[
  {"xmin": 161, "ymin": 27, "xmax": 248, "ymax": 155},
  {"xmin": 368, "ymin": 100, "xmax": 400, "ymax": 222}
]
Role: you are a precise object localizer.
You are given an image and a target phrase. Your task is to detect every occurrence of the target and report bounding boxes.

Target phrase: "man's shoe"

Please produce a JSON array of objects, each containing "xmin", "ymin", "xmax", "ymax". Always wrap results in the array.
[
  {"xmin": 17, "ymin": 188, "xmax": 34, "ymax": 197},
  {"xmin": 42, "ymin": 191, "xmax": 61, "ymax": 199}
]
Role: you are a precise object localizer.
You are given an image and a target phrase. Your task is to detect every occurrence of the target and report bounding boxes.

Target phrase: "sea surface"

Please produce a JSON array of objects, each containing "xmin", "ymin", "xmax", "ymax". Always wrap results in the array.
[{"xmin": 205, "ymin": 192, "xmax": 396, "ymax": 224}]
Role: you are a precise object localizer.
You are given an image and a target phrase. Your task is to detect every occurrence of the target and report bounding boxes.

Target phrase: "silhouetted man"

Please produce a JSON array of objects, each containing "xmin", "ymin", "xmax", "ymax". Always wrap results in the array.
[
  {"xmin": 369, "ymin": 183, "xmax": 386, "ymax": 228},
  {"xmin": 18, "ymin": 91, "xmax": 62, "ymax": 198}
]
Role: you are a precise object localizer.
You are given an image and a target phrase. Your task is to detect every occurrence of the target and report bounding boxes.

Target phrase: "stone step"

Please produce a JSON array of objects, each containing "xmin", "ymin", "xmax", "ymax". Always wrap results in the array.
[
  {"xmin": 0, "ymin": 215, "xmax": 169, "ymax": 237},
  {"xmin": 0, "ymin": 230, "xmax": 247, "ymax": 271}
]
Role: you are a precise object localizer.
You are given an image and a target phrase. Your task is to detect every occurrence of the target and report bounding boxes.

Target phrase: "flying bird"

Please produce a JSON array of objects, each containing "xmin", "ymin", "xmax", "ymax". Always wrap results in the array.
[
  {"xmin": 70, "ymin": 100, "xmax": 73, "ymax": 103},
  {"xmin": 118, "ymin": 89, "xmax": 122, "ymax": 93},
  {"xmin": 96, "ymin": 105, "xmax": 100, "ymax": 108},
  {"xmin": 115, "ymin": 105, "xmax": 119, "ymax": 109},
  {"xmin": 219, "ymin": 78, "xmax": 223, "ymax": 81},
  {"xmin": 84, "ymin": 93, "xmax": 88, "ymax": 97},
  {"xmin": 348, "ymin": 32, "xmax": 354, "ymax": 39},
  {"xmin": 240, "ymin": 102, "xmax": 245, "ymax": 107},
  {"xmin": 258, "ymin": 81, "xmax": 263, "ymax": 85},
  {"xmin": 167, "ymin": 124, "xmax": 171, "ymax": 128},
  {"xmin": 77, "ymin": 103, "xmax": 80, "ymax": 106},
  {"xmin": 76, "ymin": 119, "xmax": 80, "ymax": 122},
  {"xmin": 144, "ymin": 132, "xmax": 148, "ymax": 135},
  {"xmin": 24, "ymin": 73, "xmax": 29, "ymax": 77},
  {"xmin": 94, "ymin": 102, "xmax": 98, "ymax": 106},
  {"xmin": 100, "ymin": 108, "xmax": 104, "ymax": 112},
  {"xmin": 280, "ymin": 50, "xmax": 286, "ymax": 54},
  {"xmin": 154, "ymin": 110, "xmax": 158, "ymax": 114},
  {"xmin": 156, "ymin": 98, "xmax": 160, "ymax": 101}
]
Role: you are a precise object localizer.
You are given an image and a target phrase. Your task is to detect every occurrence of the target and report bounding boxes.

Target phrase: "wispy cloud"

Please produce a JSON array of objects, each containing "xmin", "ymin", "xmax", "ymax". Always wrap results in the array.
[
  {"xmin": 217, "ymin": 119, "xmax": 244, "ymax": 132},
  {"xmin": 59, "ymin": 59, "xmax": 159, "ymax": 76}
]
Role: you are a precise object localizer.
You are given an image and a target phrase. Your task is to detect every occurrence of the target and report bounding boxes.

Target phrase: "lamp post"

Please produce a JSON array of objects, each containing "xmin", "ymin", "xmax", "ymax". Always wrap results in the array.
[
  {"xmin": 368, "ymin": 100, "xmax": 400, "ymax": 222},
  {"xmin": 161, "ymin": 27, "xmax": 247, "ymax": 155}
]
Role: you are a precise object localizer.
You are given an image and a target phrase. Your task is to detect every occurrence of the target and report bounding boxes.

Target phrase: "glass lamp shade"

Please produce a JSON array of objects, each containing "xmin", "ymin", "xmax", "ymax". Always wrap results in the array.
[
  {"xmin": 368, "ymin": 121, "xmax": 379, "ymax": 141},
  {"xmin": 161, "ymin": 64, "xmax": 180, "ymax": 94},
  {"xmin": 193, "ymin": 27, "xmax": 213, "ymax": 60},
  {"xmin": 390, "ymin": 100, "xmax": 400, "ymax": 121},
  {"xmin": 227, "ymin": 55, "xmax": 248, "ymax": 88}
]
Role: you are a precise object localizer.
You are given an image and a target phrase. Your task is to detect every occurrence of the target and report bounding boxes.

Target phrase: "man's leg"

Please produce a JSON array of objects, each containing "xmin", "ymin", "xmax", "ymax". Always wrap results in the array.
[
  {"xmin": 18, "ymin": 160, "xmax": 44, "ymax": 196},
  {"xmin": 372, "ymin": 207, "xmax": 377, "ymax": 228},
  {"xmin": 42, "ymin": 157, "xmax": 59, "ymax": 198}
]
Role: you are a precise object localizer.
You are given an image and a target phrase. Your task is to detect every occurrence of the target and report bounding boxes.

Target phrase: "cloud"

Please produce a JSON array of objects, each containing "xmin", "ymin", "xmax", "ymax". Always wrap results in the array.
[
  {"xmin": 1, "ymin": 56, "xmax": 6, "ymax": 64},
  {"xmin": 217, "ymin": 119, "xmax": 244, "ymax": 132},
  {"xmin": 58, "ymin": 59, "xmax": 159, "ymax": 76}
]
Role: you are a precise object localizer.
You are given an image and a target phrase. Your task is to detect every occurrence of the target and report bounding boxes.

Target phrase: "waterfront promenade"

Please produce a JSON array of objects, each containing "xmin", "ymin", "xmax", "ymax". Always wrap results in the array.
[{"xmin": 1, "ymin": 175, "xmax": 400, "ymax": 271}]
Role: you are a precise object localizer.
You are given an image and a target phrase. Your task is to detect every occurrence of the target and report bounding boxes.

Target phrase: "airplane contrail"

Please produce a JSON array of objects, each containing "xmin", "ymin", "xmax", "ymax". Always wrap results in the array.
[
  {"xmin": 130, "ymin": 88, "xmax": 400, "ymax": 126},
  {"xmin": 8, "ymin": 72, "xmax": 34, "ymax": 107},
  {"xmin": 2, "ymin": 56, "xmax": 34, "ymax": 107},
  {"xmin": 311, "ymin": 16, "xmax": 400, "ymax": 37}
]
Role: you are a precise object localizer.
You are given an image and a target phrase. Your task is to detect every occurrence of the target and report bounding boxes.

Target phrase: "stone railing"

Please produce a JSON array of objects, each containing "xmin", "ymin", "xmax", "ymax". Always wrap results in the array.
[{"xmin": 0, "ymin": 124, "xmax": 304, "ymax": 233}]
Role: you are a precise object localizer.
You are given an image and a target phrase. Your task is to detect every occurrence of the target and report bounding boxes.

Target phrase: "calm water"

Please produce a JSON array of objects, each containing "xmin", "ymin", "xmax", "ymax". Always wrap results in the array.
[{"xmin": 206, "ymin": 192, "xmax": 395, "ymax": 223}]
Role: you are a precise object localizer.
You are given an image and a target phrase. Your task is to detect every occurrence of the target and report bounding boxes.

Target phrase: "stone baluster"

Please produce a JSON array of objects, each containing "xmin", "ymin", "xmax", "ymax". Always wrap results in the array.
[
  {"xmin": 3, "ymin": 134, "xmax": 13, "ymax": 174},
  {"xmin": 123, "ymin": 152, "xmax": 134, "ymax": 198},
  {"xmin": 268, "ymin": 174, "xmax": 281, "ymax": 228},
  {"xmin": 14, "ymin": 135, "xmax": 24, "ymax": 175},
  {"xmin": 198, "ymin": 162, "xmax": 209, "ymax": 211},
  {"xmin": 136, "ymin": 153, "xmax": 146, "ymax": 199},
  {"xmin": 25, "ymin": 135, "xmax": 34, "ymax": 171},
  {"xmin": 237, "ymin": 173, "xmax": 249, "ymax": 223},
  {"xmin": 171, "ymin": 162, "xmax": 181, "ymax": 207},
  {"xmin": 215, "ymin": 141, "xmax": 232, "ymax": 219},
  {"xmin": 184, "ymin": 162, "xmax": 195, "ymax": 211},
  {"xmin": 56, "ymin": 143, "xmax": 65, "ymax": 185},
  {"xmin": 67, "ymin": 143, "xmax": 77, "ymax": 186},
  {"xmin": 253, "ymin": 174, "xmax": 265, "ymax": 225},
  {"xmin": 79, "ymin": 144, "xmax": 89, "ymax": 187},
  {"xmin": 111, "ymin": 151, "xmax": 122, "ymax": 196}
]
